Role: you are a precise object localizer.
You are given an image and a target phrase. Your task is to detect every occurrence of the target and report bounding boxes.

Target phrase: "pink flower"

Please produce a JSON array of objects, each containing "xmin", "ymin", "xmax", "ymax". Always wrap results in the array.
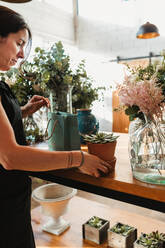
[{"xmin": 116, "ymin": 74, "xmax": 165, "ymax": 119}]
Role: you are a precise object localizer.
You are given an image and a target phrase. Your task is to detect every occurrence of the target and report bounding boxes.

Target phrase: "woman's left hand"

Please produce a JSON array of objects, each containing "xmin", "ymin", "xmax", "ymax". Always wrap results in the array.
[{"xmin": 21, "ymin": 95, "xmax": 50, "ymax": 118}]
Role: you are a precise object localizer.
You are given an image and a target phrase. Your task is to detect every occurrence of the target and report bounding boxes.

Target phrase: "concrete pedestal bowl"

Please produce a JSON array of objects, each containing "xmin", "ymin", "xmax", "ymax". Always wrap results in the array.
[{"xmin": 32, "ymin": 183, "xmax": 77, "ymax": 235}]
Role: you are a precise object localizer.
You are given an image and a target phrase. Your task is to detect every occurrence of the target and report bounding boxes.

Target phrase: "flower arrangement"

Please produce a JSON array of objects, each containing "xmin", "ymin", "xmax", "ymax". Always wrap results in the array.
[
  {"xmin": 116, "ymin": 56, "xmax": 165, "ymax": 121},
  {"xmin": 116, "ymin": 56, "xmax": 165, "ymax": 185},
  {"xmin": 117, "ymin": 74, "xmax": 164, "ymax": 121}
]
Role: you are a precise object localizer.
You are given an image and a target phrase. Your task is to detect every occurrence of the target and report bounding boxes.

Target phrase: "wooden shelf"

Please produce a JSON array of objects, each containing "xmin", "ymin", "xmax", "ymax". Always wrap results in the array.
[
  {"xmin": 31, "ymin": 134, "xmax": 165, "ymax": 212},
  {"xmin": 31, "ymin": 196, "xmax": 165, "ymax": 247}
]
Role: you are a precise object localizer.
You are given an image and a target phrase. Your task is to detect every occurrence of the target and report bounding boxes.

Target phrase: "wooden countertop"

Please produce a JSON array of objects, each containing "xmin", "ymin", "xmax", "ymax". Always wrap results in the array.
[
  {"xmin": 32, "ymin": 133, "xmax": 165, "ymax": 212},
  {"xmin": 31, "ymin": 196, "xmax": 165, "ymax": 248}
]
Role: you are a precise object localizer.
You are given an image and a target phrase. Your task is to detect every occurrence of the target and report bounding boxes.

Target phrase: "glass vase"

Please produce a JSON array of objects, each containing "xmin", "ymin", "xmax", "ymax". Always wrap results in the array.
[
  {"xmin": 128, "ymin": 118, "xmax": 144, "ymax": 135},
  {"xmin": 50, "ymin": 90, "xmax": 57, "ymax": 113},
  {"xmin": 49, "ymin": 85, "xmax": 68, "ymax": 113},
  {"xmin": 67, "ymin": 85, "xmax": 73, "ymax": 114},
  {"xmin": 129, "ymin": 115, "xmax": 165, "ymax": 185}
]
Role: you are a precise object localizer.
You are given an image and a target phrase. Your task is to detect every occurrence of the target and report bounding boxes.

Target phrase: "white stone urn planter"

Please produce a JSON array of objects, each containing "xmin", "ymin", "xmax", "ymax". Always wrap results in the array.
[{"xmin": 32, "ymin": 183, "xmax": 77, "ymax": 235}]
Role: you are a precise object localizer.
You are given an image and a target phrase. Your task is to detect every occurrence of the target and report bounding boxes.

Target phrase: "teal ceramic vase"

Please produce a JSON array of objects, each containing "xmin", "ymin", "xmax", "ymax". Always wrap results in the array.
[{"xmin": 77, "ymin": 109, "xmax": 99, "ymax": 144}]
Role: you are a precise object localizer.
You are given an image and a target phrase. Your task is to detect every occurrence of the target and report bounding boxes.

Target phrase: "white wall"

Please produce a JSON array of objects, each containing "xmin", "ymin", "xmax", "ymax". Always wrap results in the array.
[
  {"xmin": 0, "ymin": 0, "xmax": 127, "ymax": 132},
  {"xmin": 0, "ymin": 0, "xmax": 75, "ymax": 45},
  {"xmin": 77, "ymin": 0, "xmax": 165, "ymax": 60}
]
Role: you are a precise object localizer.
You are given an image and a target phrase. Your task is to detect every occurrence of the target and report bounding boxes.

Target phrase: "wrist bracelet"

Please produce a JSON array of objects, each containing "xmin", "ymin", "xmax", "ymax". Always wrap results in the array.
[
  {"xmin": 67, "ymin": 152, "xmax": 73, "ymax": 168},
  {"xmin": 78, "ymin": 150, "xmax": 84, "ymax": 168}
]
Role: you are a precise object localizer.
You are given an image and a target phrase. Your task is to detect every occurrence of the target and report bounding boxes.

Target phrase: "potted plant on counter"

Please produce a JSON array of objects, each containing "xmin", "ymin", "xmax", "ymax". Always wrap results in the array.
[
  {"xmin": 82, "ymin": 132, "xmax": 119, "ymax": 169},
  {"xmin": 82, "ymin": 216, "xmax": 109, "ymax": 244},
  {"xmin": 107, "ymin": 222, "xmax": 137, "ymax": 248},
  {"xmin": 134, "ymin": 231, "xmax": 165, "ymax": 248}
]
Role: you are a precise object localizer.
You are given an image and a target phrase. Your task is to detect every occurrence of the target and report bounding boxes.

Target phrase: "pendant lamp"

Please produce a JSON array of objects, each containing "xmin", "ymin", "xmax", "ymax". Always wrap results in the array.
[
  {"xmin": 136, "ymin": 22, "xmax": 159, "ymax": 39},
  {"xmin": 0, "ymin": 0, "xmax": 32, "ymax": 3}
]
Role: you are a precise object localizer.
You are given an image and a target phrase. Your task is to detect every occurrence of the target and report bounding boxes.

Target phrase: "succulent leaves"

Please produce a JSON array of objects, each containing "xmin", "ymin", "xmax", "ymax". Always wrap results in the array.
[{"xmin": 82, "ymin": 132, "xmax": 119, "ymax": 144}]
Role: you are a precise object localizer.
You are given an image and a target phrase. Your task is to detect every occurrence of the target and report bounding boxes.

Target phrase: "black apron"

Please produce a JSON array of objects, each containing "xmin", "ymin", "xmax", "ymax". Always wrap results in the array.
[{"xmin": 0, "ymin": 81, "xmax": 35, "ymax": 248}]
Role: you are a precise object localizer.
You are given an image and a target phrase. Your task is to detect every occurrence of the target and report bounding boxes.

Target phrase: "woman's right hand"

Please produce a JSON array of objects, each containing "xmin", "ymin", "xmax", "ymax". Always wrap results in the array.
[{"xmin": 77, "ymin": 152, "xmax": 112, "ymax": 177}]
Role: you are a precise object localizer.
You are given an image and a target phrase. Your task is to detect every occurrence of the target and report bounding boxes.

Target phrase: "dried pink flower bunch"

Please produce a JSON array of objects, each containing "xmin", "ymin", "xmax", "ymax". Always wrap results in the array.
[{"xmin": 117, "ymin": 74, "xmax": 165, "ymax": 119}]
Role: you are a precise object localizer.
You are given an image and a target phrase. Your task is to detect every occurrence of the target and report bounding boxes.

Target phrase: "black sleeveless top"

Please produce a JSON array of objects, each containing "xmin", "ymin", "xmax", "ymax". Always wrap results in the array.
[
  {"xmin": 0, "ymin": 81, "xmax": 35, "ymax": 248},
  {"xmin": 0, "ymin": 81, "xmax": 31, "ymax": 197}
]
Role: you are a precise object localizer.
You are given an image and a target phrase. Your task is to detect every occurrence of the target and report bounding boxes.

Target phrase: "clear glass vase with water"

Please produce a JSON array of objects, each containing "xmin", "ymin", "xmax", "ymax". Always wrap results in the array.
[{"xmin": 129, "ymin": 116, "xmax": 165, "ymax": 185}]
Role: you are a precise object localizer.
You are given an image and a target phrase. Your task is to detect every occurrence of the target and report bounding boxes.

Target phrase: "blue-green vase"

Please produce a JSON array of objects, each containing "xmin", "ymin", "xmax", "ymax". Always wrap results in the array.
[{"xmin": 77, "ymin": 109, "xmax": 99, "ymax": 144}]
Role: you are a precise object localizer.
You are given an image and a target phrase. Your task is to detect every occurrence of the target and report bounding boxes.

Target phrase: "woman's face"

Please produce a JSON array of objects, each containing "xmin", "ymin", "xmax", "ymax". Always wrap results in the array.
[{"xmin": 0, "ymin": 28, "xmax": 29, "ymax": 71}]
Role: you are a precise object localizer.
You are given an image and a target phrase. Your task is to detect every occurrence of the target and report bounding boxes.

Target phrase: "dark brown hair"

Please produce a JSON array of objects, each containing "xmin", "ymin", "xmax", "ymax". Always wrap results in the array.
[{"xmin": 0, "ymin": 5, "xmax": 32, "ymax": 62}]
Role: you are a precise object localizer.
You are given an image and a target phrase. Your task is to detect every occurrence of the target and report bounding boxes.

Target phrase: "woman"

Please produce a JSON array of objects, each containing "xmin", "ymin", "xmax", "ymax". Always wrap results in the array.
[{"xmin": 0, "ymin": 5, "xmax": 110, "ymax": 248}]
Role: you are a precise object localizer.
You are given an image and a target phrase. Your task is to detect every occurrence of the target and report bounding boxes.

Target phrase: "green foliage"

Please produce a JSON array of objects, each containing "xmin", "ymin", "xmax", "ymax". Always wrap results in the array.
[
  {"xmin": 0, "ymin": 68, "xmax": 47, "ymax": 143},
  {"xmin": 0, "ymin": 42, "xmax": 104, "ymax": 112},
  {"xmin": 137, "ymin": 231, "xmax": 165, "ymax": 248},
  {"xmin": 125, "ymin": 105, "xmax": 145, "ymax": 121},
  {"xmin": 110, "ymin": 223, "xmax": 134, "ymax": 237},
  {"xmin": 71, "ymin": 60, "xmax": 105, "ymax": 110},
  {"xmin": 19, "ymin": 41, "xmax": 104, "ymax": 112},
  {"xmin": 0, "ymin": 41, "xmax": 105, "ymax": 142},
  {"xmin": 87, "ymin": 216, "xmax": 103, "ymax": 228},
  {"xmin": 128, "ymin": 63, "xmax": 155, "ymax": 81},
  {"xmin": 27, "ymin": 42, "xmax": 71, "ymax": 92},
  {"xmin": 149, "ymin": 231, "xmax": 165, "ymax": 241},
  {"xmin": 0, "ymin": 67, "xmax": 47, "ymax": 106},
  {"xmin": 82, "ymin": 132, "xmax": 119, "ymax": 144}
]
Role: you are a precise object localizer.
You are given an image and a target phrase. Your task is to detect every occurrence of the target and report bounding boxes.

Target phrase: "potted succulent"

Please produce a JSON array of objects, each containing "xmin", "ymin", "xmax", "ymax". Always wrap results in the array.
[
  {"xmin": 82, "ymin": 132, "xmax": 119, "ymax": 169},
  {"xmin": 107, "ymin": 222, "xmax": 137, "ymax": 248},
  {"xmin": 134, "ymin": 231, "xmax": 165, "ymax": 248},
  {"xmin": 82, "ymin": 216, "xmax": 109, "ymax": 244}
]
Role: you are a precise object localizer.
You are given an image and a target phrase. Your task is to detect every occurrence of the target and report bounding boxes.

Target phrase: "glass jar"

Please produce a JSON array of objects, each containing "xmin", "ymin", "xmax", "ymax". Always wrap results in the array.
[{"xmin": 129, "ymin": 115, "xmax": 165, "ymax": 185}]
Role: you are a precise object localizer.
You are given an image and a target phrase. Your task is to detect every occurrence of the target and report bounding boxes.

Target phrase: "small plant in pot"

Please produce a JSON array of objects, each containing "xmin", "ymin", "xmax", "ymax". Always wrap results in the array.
[
  {"xmin": 107, "ymin": 222, "xmax": 137, "ymax": 248},
  {"xmin": 134, "ymin": 231, "xmax": 165, "ymax": 248},
  {"xmin": 82, "ymin": 132, "xmax": 119, "ymax": 169},
  {"xmin": 82, "ymin": 216, "xmax": 109, "ymax": 244}
]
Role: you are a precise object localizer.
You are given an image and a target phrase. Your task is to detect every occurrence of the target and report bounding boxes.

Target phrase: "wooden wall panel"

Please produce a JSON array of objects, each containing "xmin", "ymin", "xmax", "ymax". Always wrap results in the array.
[{"xmin": 112, "ymin": 91, "xmax": 130, "ymax": 133}]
